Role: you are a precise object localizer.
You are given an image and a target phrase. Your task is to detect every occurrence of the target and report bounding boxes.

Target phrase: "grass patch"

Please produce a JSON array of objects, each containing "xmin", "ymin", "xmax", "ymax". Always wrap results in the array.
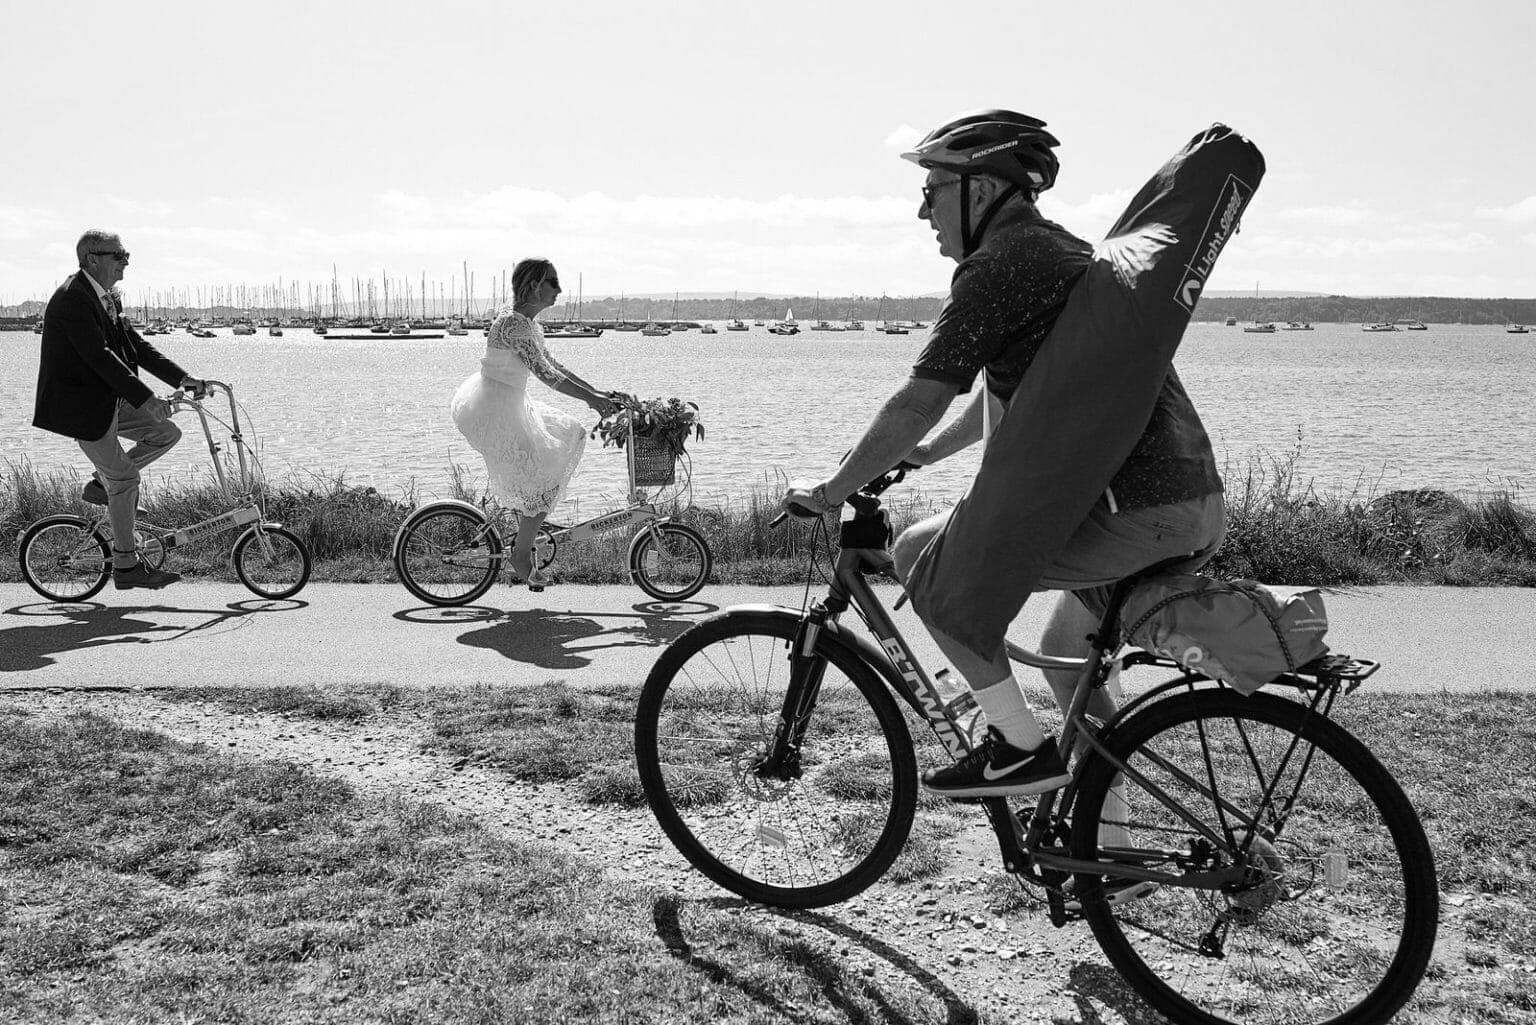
[
  {"xmin": 165, "ymin": 683, "xmax": 389, "ymax": 721},
  {"xmin": 9, "ymin": 451, "xmax": 1530, "ymax": 588},
  {"xmin": 0, "ymin": 711, "xmax": 951, "ymax": 1023},
  {"xmin": 138, "ymin": 682, "xmax": 1536, "ymax": 1020}
]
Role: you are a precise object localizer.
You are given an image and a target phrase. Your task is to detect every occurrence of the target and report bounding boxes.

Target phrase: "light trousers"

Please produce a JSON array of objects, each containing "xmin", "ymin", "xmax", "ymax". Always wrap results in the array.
[{"xmin": 76, "ymin": 399, "xmax": 181, "ymax": 564}]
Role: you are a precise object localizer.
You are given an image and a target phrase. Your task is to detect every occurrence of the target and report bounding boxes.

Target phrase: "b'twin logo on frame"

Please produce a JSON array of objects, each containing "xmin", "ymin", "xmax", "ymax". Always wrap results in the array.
[{"xmin": 1175, "ymin": 173, "xmax": 1254, "ymax": 313}]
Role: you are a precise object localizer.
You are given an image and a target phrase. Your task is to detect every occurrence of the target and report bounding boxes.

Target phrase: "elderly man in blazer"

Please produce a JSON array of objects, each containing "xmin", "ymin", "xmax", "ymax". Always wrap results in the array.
[{"xmin": 33, "ymin": 230, "xmax": 209, "ymax": 590}]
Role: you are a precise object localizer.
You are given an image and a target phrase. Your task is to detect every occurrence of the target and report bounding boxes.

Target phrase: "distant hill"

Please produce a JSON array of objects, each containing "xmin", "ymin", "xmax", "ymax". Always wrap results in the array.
[
  {"xmin": 1204, "ymin": 290, "xmax": 1329, "ymax": 299},
  {"xmin": 4, "ymin": 291, "xmax": 1532, "ymax": 325},
  {"xmin": 1192, "ymin": 295, "xmax": 1536, "ymax": 325}
]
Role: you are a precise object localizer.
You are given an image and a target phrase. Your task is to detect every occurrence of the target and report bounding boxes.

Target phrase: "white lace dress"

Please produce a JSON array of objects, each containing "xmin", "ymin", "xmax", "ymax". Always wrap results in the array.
[{"xmin": 450, "ymin": 310, "xmax": 588, "ymax": 515}]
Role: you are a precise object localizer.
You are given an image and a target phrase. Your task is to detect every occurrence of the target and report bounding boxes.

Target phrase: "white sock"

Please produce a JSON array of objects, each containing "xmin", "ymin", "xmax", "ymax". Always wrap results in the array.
[
  {"xmin": 970, "ymin": 675, "xmax": 1046, "ymax": 751},
  {"xmin": 1099, "ymin": 776, "xmax": 1132, "ymax": 849}
]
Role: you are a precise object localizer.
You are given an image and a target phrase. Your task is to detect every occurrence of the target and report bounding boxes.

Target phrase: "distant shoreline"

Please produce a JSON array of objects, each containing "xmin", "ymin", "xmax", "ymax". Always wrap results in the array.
[{"xmin": 3, "ymin": 294, "xmax": 1534, "ymax": 330}]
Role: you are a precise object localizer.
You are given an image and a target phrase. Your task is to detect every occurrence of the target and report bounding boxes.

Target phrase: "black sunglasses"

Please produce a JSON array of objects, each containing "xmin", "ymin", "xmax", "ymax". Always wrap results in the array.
[
  {"xmin": 91, "ymin": 250, "xmax": 130, "ymax": 262},
  {"xmin": 544, "ymin": 278, "xmax": 561, "ymax": 290},
  {"xmin": 920, "ymin": 179, "xmax": 961, "ymax": 209}
]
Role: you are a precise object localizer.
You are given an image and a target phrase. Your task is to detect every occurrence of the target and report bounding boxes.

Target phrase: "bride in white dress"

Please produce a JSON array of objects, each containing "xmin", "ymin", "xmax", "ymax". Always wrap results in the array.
[{"xmin": 450, "ymin": 258, "xmax": 622, "ymax": 588}]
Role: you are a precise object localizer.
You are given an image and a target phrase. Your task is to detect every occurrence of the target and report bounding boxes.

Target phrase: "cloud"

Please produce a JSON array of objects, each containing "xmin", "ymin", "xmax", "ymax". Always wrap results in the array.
[
  {"xmin": 0, "ymin": 204, "xmax": 67, "ymax": 242},
  {"xmin": 884, "ymin": 123, "xmax": 922, "ymax": 150},
  {"xmin": 1270, "ymin": 203, "xmax": 1374, "ymax": 227},
  {"xmin": 1249, "ymin": 231, "xmax": 1496, "ymax": 258},
  {"xmin": 387, "ymin": 187, "xmax": 915, "ymax": 232},
  {"xmin": 1037, "ymin": 188, "xmax": 1137, "ymax": 238},
  {"xmin": 1474, "ymin": 196, "xmax": 1536, "ymax": 224}
]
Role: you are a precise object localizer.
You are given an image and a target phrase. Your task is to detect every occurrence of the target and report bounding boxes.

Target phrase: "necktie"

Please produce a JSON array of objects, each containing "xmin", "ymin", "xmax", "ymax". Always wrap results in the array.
[{"xmin": 102, "ymin": 291, "xmax": 118, "ymax": 325}]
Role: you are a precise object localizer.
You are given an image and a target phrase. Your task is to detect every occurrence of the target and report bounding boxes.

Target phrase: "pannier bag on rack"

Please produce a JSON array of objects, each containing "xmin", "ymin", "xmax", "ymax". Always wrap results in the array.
[{"xmin": 1120, "ymin": 575, "xmax": 1330, "ymax": 695}]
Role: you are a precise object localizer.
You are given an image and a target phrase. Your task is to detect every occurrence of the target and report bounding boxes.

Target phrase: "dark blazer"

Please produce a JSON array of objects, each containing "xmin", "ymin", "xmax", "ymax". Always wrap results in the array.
[{"xmin": 32, "ymin": 272, "xmax": 189, "ymax": 441}]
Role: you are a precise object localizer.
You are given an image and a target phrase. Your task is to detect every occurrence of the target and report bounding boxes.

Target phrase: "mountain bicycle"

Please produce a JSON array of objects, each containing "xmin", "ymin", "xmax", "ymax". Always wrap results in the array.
[
  {"xmin": 17, "ymin": 382, "xmax": 312, "ymax": 602},
  {"xmin": 634, "ymin": 466, "xmax": 1437, "ymax": 1025},
  {"xmin": 392, "ymin": 430, "xmax": 712, "ymax": 605}
]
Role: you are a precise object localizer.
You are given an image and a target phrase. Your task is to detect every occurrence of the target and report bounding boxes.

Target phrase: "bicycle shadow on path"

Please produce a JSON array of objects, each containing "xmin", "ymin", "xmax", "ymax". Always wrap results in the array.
[
  {"xmin": 652, "ymin": 894, "xmax": 1163, "ymax": 1025},
  {"xmin": 652, "ymin": 893, "xmax": 975, "ymax": 1025},
  {"xmin": 391, "ymin": 600, "xmax": 718, "ymax": 671},
  {"xmin": 0, "ymin": 600, "xmax": 308, "ymax": 675}
]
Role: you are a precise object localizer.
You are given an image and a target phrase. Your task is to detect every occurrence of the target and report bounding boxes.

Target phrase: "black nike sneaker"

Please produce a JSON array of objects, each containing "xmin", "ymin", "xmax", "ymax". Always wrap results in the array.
[{"xmin": 921, "ymin": 727, "xmax": 1071, "ymax": 799}]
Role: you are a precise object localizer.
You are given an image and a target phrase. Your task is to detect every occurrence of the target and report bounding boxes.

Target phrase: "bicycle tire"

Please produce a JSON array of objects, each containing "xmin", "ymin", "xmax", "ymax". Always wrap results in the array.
[
  {"xmin": 628, "ymin": 522, "xmax": 711, "ymax": 601},
  {"xmin": 393, "ymin": 504, "xmax": 500, "ymax": 606},
  {"xmin": 232, "ymin": 525, "xmax": 312, "ymax": 599},
  {"xmin": 635, "ymin": 610, "xmax": 916, "ymax": 908},
  {"xmin": 1070, "ymin": 689, "xmax": 1438, "ymax": 1025},
  {"xmin": 19, "ymin": 516, "xmax": 110, "ymax": 602}
]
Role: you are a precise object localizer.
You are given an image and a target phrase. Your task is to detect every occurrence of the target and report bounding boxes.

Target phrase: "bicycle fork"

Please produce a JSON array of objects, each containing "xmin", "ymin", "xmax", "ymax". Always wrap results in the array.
[{"xmin": 756, "ymin": 608, "xmax": 835, "ymax": 782}]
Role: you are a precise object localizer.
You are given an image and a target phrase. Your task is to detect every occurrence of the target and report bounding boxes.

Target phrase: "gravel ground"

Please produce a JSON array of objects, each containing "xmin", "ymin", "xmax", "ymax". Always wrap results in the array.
[{"xmin": 4, "ymin": 688, "xmax": 1166, "ymax": 1025}]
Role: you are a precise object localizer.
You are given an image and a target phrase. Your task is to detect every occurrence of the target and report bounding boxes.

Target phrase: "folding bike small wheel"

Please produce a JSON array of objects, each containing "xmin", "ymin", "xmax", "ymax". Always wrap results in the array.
[
  {"xmin": 18, "ymin": 515, "xmax": 111, "ymax": 602},
  {"xmin": 628, "ymin": 522, "xmax": 711, "ymax": 601},
  {"xmin": 393, "ymin": 503, "xmax": 502, "ymax": 607},
  {"xmin": 231, "ymin": 525, "xmax": 312, "ymax": 600}
]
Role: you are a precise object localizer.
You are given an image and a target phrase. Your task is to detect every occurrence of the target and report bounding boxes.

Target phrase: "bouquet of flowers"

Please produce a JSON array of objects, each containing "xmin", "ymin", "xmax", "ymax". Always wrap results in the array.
[{"xmin": 592, "ymin": 396, "xmax": 705, "ymax": 457}]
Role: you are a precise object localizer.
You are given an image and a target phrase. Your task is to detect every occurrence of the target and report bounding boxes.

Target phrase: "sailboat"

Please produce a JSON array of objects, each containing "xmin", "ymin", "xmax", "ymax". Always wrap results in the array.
[
  {"xmin": 811, "ymin": 293, "xmax": 836, "ymax": 331},
  {"xmin": 768, "ymin": 307, "xmax": 800, "ymax": 335},
  {"xmin": 640, "ymin": 299, "xmax": 670, "ymax": 336},
  {"xmin": 550, "ymin": 274, "xmax": 603, "ymax": 337},
  {"xmin": 613, "ymin": 293, "xmax": 640, "ymax": 331},
  {"xmin": 877, "ymin": 295, "xmax": 907, "ymax": 334},
  {"xmin": 726, "ymin": 291, "xmax": 748, "ymax": 331},
  {"xmin": 1243, "ymin": 281, "xmax": 1274, "ymax": 333},
  {"xmin": 666, "ymin": 292, "xmax": 690, "ymax": 331}
]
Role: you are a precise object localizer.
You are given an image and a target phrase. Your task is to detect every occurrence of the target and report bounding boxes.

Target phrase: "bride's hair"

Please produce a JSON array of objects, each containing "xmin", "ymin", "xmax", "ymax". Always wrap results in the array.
[{"xmin": 511, "ymin": 258, "xmax": 556, "ymax": 306}]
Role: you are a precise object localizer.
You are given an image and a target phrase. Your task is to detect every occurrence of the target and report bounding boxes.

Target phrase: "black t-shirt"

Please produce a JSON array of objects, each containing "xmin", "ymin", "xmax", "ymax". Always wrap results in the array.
[
  {"xmin": 910, "ymin": 211, "xmax": 1222, "ymax": 511},
  {"xmin": 912, "ymin": 215, "xmax": 1091, "ymax": 401}
]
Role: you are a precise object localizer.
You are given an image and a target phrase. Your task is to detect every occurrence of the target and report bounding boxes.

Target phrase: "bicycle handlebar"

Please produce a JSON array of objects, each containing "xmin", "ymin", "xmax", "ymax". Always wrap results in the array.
[{"xmin": 769, "ymin": 461, "xmax": 921, "ymax": 527}]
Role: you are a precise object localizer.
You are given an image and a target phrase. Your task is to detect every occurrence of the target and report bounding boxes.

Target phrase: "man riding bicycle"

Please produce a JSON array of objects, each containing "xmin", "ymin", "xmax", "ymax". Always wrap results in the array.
[
  {"xmin": 783, "ymin": 110, "xmax": 1225, "ymax": 801},
  {"xmin": 33, "ymin": 230, "xmax": 211, "ymax": 590}
]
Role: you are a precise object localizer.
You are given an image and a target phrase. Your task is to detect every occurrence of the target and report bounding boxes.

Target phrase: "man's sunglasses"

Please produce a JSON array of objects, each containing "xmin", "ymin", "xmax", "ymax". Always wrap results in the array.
[
  {"xmin": 91, "ymin": 250, "xmax": 130, "ymax": 262},
  {"xmin": 920, "ymin": 179, "xmax": 961, "ymax": 209},
  {"xmin": 544, "ymin": 278, "xmax": 561, "ymax": 290}
]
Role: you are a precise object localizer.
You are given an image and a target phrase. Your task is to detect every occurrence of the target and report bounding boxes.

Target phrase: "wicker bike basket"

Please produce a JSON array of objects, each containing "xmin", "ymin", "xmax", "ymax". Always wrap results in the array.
[{"xmin": 629, "ymin": 432, "xmax": 678, "ymax": 487}]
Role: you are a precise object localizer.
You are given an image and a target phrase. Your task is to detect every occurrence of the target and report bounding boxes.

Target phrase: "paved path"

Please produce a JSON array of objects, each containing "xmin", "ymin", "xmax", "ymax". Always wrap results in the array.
[{"xmin": 1, "ymin": 582, "xmax": 1531, "ymax": 693}]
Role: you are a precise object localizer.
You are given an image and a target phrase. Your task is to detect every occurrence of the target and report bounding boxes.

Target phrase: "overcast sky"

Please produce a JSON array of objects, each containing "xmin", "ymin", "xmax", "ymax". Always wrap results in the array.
[{"xmin": 3, "ymin": 0, "xmax": 1533, "ymax": 304}]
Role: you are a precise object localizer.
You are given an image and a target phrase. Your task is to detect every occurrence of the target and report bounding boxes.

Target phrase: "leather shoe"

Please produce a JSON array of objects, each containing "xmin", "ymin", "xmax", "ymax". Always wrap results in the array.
[
  {"xmin": 81, "ymin": 479, "xmax": 148, "ymax": 517},
  {"xmin": 113, "ymin": 562, "xmax": 181, "ymax": 590}
]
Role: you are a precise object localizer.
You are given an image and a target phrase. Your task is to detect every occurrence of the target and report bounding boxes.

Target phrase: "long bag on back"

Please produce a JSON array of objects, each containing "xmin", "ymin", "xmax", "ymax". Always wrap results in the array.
[{"xmin": 909, "ymin": 124, "xmax": 1265, "ymax": 653}]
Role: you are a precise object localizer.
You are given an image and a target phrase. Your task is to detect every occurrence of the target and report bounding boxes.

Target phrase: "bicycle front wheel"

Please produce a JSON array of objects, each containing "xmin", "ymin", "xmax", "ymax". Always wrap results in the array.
[
  {"xmin": 1071, "ymin": 689, "xmax": 1438, "ymax": 1025},
  {"xmin": 19, "ymin": 516, "xmax": 110, "ymax": 602},
  {"xmin": 628, "ymin": 522, "xmax": 711, "ymax": 601},
  {"xmin": 232, "ymin": 525, "xmax": 312, "ymax": 599},
  {"xmin": 635, "ymin": 611, "xmax": 916, "ymax": 908},
  {"xmin": 393, "ymin": 505, "xmax": 501, "ymax": 606}
]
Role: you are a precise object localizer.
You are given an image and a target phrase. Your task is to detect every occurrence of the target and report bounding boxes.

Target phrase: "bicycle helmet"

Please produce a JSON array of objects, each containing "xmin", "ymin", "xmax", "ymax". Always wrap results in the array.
[{"xmin": 903, "ymin": 110, "xmax": 1061, "ymax": 255}]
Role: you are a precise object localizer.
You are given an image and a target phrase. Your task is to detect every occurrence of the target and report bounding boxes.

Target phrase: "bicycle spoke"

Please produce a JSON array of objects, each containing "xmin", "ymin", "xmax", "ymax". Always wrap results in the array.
[
  {"xmin": 1073, "ymin": 691, "xmax": 1436, "ymax": 1025},
  {"xmin": 637, "ymin": 616, "xmax": 915, "ymax": 907}
]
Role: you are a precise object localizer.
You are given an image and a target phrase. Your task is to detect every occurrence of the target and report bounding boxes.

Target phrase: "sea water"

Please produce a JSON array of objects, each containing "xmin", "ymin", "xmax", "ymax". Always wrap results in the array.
[{"xmin": 3, "ymin": 323, "xmax": 1531, "ymax": 517}]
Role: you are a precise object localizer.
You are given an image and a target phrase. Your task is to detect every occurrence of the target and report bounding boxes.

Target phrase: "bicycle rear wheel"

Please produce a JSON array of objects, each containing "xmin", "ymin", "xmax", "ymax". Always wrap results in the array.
[
  {"xmin": 1071, "ymin": 689, "xmax": 1438, "ymax": 1025},
  {"xmin": 393, "ymin": 504, "xmax": 501, "ymax": 606},
  {"xmin": 19, "ymin": 516, "xmax": 110, "ymax": 602},
  {"xmin": 628, "ymin": 522, "xmax": 711, "ymax": 601},
  {"xmin": 232, "ymin": 525, "xmax": 312, "ymax": 599},
  {"xmin": 635, "ymin": 611, "xmax": 916, "ymax": 908}
]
